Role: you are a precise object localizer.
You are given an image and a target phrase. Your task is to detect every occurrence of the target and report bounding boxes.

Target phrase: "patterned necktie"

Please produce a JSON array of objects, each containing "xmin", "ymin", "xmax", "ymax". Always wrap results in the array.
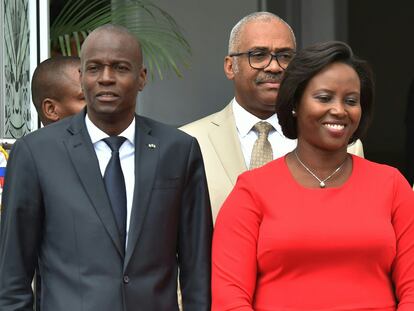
[
  {"xmin": 103, "ymin": 136, "xmax": 127, "ymax": 245},
  {"xmin": 249, "ymin": 121, "xmax": 273, "ymax": 169}
]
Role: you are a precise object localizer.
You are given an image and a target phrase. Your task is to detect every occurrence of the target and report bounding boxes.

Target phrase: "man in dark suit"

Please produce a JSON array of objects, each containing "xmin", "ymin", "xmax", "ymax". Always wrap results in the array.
[
  {"xmin": 31, "ymin": 56, "xmax": 86, "ymax": 311},
  {"xmin": 0, "ymin": 24, "xmax": 212, "ymax": 311}
]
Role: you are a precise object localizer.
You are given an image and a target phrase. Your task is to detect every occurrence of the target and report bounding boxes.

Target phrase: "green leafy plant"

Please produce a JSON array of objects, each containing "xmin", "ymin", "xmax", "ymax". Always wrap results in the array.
[{"xmin": 50, "ymin": 0, "xmax": 191, "ymax": 79}]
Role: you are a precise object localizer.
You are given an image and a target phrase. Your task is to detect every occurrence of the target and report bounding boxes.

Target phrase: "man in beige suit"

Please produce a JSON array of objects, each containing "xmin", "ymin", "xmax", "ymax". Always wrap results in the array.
[{"xmin": 181, "ymin": 12, "xmax": 364, "ymax": 221}]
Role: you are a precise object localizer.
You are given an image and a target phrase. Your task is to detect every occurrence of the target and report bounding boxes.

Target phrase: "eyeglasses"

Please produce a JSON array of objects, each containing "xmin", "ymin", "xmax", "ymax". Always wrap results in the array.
[{"xmin": 229, "ymin": 50, "xmax": 295, "ymax": 70}]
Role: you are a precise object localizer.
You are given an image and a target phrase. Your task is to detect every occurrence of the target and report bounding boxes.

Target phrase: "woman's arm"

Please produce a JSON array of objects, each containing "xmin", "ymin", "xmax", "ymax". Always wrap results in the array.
[
  {"xmin": 391, "ymin": 170, "xmax": 414, "ymax": 310},
  {"xmin": 212, "ymin": 174, "xmax": 262, "ymax": 311}
]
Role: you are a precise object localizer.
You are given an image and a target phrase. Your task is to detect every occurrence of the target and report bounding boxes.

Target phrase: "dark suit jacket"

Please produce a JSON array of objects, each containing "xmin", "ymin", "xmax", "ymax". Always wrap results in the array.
[{"xmin": 0, "ymin": 110, "xmax": 212, "ymax": 311}]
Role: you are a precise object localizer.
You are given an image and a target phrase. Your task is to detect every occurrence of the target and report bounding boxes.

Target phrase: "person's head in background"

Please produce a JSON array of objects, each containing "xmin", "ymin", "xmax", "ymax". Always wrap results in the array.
[
  {"xmin": 276, "ymin": 41, "xmax": 374, "ymax": 151},
  {"xmin": 31, "ymin": 56, "xmax": 85, "ymax": 126},
  {"xmin": 225, "ymin": 12, "xmax": 296, "ymax": 120}
]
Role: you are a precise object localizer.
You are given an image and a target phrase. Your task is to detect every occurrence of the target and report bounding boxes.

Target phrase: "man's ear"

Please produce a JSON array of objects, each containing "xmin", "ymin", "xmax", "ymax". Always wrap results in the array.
[
  {"xmin": 78, "ymin": 68, "xmax": 83, "ymax": 91},
  {"xmin": 224, "ymin": 56, "xmax": 236, "ymax": 80},
  {"xmin": 42, "ymin": 98, "xmax": 60, "ymax": 123},
  {"xmin": 138, "ymin": 67, "xmax": 147, "ymax": 91}
]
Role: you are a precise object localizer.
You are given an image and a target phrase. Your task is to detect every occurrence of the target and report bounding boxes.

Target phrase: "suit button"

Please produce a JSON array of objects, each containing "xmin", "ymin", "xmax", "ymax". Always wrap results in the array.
[{"xmin": 123, "ymin": 275, "xmax": 130, "ymax": 284}]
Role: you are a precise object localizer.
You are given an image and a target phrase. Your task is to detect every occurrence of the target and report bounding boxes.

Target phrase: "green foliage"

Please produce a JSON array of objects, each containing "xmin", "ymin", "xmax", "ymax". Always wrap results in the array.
[{"xmin": 50, "ymin": 0, "xmax": 191, "ymax": 79}]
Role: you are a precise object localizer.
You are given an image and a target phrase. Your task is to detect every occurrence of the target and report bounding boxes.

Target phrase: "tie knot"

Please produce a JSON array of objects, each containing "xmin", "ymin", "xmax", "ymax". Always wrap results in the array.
[
  {"xmin": 103, "ymin": 136, "xmax": 126, "ymax": 152},
  {"xmin": 253, "ymin": 121, "xmax": 273, "ymax": 137}
]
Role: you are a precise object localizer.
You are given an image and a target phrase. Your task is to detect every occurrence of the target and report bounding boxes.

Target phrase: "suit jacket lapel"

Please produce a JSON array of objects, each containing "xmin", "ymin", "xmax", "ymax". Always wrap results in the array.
[
  {"xmin": 64, "ymin": 111, "xmax": 125, "ymax": 257},
  {"xmin": 209, "ymin": 103, "xmax": 246, "ymax": 185},
  {"xmin": 124, "ymin": 116, "xmax": 159, "ymax": 269}
]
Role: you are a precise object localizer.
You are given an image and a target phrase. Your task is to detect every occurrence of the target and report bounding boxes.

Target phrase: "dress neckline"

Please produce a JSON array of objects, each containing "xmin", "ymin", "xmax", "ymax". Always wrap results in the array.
[{"xmin": 282, "ymin": 154, "xmax": 358, "ymax": 192}]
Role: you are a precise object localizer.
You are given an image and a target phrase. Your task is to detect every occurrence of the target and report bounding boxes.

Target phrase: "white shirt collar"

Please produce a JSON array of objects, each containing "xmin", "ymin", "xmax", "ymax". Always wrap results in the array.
[
  {"xmin": 85, "ymin": 114, "xmax": 136, "ymax": 145},
  {"xmin": 232, "ymin": 98, "xmax": 282, "ymax": 137}
]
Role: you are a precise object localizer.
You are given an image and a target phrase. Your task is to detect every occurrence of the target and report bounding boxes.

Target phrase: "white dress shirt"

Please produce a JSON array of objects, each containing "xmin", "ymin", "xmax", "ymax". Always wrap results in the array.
[
  {"xmin": 85, "ymin": 115, "xmax": 135, "ymax": 247},
  {"xmin": 232, "ymin": 98, "xmax": 297, "ymax": 168}
]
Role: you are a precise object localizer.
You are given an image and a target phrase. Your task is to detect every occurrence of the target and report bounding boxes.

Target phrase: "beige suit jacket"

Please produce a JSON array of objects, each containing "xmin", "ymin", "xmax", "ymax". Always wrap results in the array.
[{"xmin": 180, "ymin": 103, "xmax": 365, "ymax": 222}]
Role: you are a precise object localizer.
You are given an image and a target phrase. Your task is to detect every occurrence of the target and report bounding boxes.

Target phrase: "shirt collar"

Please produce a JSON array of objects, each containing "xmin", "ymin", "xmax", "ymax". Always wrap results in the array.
[
  {"xmin": 85, "ymin": 114, "xmax": 136, "ymax": 146},
  {"xmin": 232, "ymin": 98, "xmax": 283, "ymax": 137}
]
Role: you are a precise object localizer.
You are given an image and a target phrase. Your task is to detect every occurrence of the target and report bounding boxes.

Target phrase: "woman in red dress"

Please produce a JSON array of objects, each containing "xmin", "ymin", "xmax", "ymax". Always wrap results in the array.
[{"xmin": 212, "ymin": 41, "xmax": 414, "ymax": 311}]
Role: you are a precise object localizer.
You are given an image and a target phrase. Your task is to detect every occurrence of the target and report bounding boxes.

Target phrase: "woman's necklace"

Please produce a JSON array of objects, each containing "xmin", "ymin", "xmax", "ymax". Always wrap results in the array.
[{"xmin": 294, "ymin": 150, "xmax": 347, "ymax": 188}]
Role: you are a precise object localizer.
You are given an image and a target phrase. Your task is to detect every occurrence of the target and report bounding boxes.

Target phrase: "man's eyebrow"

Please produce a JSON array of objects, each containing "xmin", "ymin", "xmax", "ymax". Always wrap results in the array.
[
  {"xmin": 84, "ymin": 59, "xmax": 133, "ymax": 65},
  {"xmin": 248, "ymin": 46, "xmax": 295, "ymax": 53},
  {"xmin": 248, "ymin": 46, "xmax": 268, "ymax": 51},
  {"xmin": 275, "ymin": 47, "xmax": 295, "ymax": 52}
]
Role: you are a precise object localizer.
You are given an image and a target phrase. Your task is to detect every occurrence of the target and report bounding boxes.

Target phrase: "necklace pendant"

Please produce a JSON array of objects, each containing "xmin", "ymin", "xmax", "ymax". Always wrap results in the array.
[{"xmin": 294, "ymin": 150, "xmax": 347, "ymax": 190}]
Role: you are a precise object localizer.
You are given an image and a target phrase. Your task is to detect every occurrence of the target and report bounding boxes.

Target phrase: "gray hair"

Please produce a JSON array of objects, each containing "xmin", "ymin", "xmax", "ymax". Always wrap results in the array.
[{"xmin": 228, "ymin": 12, "xmax": 296, "ymax": 54}]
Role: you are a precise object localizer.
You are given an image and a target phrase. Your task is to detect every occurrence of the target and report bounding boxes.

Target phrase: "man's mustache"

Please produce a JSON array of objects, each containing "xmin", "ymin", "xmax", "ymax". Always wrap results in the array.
[{"xmin": 255, "ymin": 72, "xmax": 283, "ymax": 84}]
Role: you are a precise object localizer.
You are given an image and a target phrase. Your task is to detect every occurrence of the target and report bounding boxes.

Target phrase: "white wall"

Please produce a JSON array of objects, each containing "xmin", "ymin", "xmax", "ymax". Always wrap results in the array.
[
  {"xmin": 301, "ymin": 0, "xmax": 336, "ymax": 47},
  {"xmin": 138, "ymin": 0, "xmax": 258, "ymax": 126}
]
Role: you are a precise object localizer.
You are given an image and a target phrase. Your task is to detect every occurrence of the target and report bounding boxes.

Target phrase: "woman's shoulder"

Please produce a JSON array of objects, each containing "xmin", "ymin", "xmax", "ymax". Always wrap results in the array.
[
  {"xmin": 353, "ymin": 155, "xmax": 399, "ymax": 174},
  {"xmin": 352, "ymin": 155, "xmax": 408, "ymax": 185}
]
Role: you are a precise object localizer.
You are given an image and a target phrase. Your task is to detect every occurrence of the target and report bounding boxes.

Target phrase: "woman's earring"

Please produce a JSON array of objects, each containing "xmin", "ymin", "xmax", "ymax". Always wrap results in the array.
[{"xmin": 291, "ymin": 110, "xmax": 296, "ymax": 116}]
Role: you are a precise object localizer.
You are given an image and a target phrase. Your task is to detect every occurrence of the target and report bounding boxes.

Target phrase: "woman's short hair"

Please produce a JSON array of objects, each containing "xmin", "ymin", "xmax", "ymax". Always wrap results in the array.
[{"xmin": 276, "ymin": 40, "xmax": 374, "ymax": 143}]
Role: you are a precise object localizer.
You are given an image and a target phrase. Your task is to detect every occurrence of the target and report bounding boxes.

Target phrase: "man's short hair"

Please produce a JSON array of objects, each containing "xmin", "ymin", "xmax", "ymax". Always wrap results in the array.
[
  {"xmin": 80, "ymin": 24, "xmax": 143, "ymax": 67},
  {"xmin": 228, "ymin": 11, "xmax": 296, "ymax": 54},
  {"xmin": 31, "ymin": 56, "xmax": 81, "ymax": 113}
]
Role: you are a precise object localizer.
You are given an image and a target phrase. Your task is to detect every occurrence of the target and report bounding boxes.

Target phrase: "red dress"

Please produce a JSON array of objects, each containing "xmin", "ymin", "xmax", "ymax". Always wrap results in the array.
[{"xmin": 212, "ymin": 155, "xmax": 414, "ymax": 311}]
